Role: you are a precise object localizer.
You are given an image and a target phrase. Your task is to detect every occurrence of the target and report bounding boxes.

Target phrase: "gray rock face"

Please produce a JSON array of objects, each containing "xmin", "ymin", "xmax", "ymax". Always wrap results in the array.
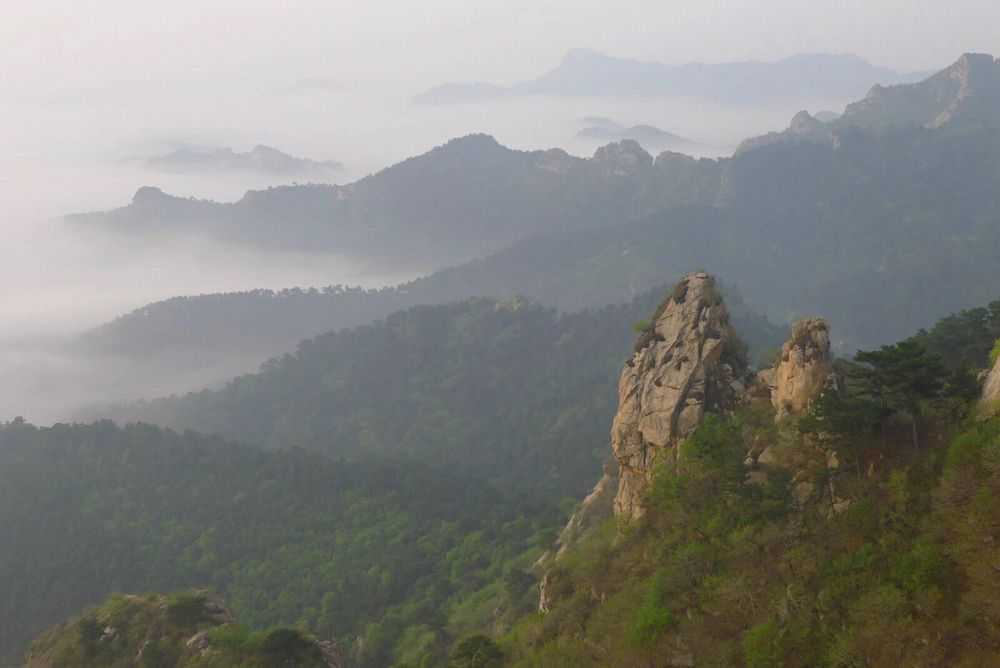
[
  {"xmin": 980, "ymin": 355, "xmax": 1000, "ymax": 417},
  {"xmin": 611, "ymin": 272, "xmax": 749, "ymax": 521},
  {"xmin": 758, "ymin": 317, "xmax": 836, "ymax": 419}
]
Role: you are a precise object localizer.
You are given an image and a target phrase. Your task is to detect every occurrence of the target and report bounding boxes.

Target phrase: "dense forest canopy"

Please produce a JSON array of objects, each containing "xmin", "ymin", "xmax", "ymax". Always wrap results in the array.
[
  {"xmin": 0, "ymin": 420, "xmax": 554, "ymax": 667},
  {"xmin": 98, "ymin": 288, "xmax": 784, "ymax": 500}
]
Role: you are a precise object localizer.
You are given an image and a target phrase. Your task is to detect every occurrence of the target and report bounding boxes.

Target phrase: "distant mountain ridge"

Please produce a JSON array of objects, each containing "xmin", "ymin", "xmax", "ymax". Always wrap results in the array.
[
  {"xmin": 737, "ymin": 53, "xmax": 1000, "ymax": 153},
  {"xmin": 415, "ymin": 49, "xmax": 928, "ymax": 105},
  {"xmin": 146, "ymin": 144, "xmax": 342, "ymax": 175}
]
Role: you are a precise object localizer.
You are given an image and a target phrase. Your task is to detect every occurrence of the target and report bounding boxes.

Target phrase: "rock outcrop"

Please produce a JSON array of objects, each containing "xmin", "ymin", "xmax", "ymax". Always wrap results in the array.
[
  {"xmin": 980, "ymin": 353, "xmax": 1000, "ymax": 417},
  {"xmin": 611, "ymin": 272, "xmax": 750, "ymax": 521},
  {"xmin": 757, "ymin": 317, "xmax": 836, "ymax": 419}
]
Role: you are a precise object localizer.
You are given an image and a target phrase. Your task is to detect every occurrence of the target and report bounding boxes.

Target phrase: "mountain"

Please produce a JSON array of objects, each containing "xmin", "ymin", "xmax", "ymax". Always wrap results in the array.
[
  {"xmin": 78, "ymin": 104, "xmax": 1000, "ymax": 372},
  {"xmin": 146, "ymin": 144, "xmax": 343, "ymax": 176},
  {"xmin": 93, "ymin": 289, "xmax": 785, "ymax": 500},
  {"xmin": 736, "ymin": 53, "xmax": 1000, "ymax": 153},
  {"xmin": 415, "ymin": 49, "xmax": 927, "ymax": 105},
  {"xmin": 837, "ymin": 52, "xmax": 1000, "ymax": 129},
  {"xmin": 575, "ymin": 124, "xmax": 700, "ymax": 153},
  {"xmin": 63, "ymin": 55, "xmax": 1000, "ymax": 413},
  {"xmin": 0, "ymin": 418, "xmax": 554, "ymax": 667},
  {"xmin": 71, "ymin": 55, "xmax": 999, "ymax": 273},
  {"xmin": 503, "ymin": 278, "xmax": 1000, "ymax": 666}
]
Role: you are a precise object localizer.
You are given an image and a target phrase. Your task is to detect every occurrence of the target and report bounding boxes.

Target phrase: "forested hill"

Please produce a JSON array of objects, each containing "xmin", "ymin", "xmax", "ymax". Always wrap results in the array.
[
  {"xmin": 97, "ymin": 288, "xmax": 785, "ymax": 500},
  {"xmin": 494, "ymin": 284, "xmax": 1000, "ymax": 666},
  {"xmin": 0, "ymin": 419, "xmax": 555, "ymax": 668}
]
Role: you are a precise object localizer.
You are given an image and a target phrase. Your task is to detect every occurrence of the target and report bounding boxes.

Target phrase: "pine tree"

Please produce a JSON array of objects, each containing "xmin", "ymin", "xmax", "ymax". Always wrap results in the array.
[{"xmin": 854, "ymin": 339, "xmax": 945, "ymax": 452}]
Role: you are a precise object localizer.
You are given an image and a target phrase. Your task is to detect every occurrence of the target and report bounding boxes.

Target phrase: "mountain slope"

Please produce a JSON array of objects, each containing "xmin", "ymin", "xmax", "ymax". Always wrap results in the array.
[{"xmin": 498, "ymin": 286, "xmax": 1000, "ymax": 666}]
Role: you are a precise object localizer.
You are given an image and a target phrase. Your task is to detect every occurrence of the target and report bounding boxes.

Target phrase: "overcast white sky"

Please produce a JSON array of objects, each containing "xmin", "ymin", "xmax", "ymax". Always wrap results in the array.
[{"xmin": 2, "ymin": 0, "xmax": 997, "ymax": 97}]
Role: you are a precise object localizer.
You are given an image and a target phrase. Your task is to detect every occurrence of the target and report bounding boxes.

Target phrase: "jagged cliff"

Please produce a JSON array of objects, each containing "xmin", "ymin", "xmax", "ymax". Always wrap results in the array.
[
  {"xmin": 757, "ymin": 317, "xmax": 836, "ymax": 419},
  {"xmin": 611, "ymin": 272, "xmax": 750, "ymax": 520}
]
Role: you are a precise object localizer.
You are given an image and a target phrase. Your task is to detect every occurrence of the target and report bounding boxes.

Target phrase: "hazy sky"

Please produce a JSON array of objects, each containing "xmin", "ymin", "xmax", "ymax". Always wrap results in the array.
[{"xmin": 2, "ymin": 0, "xmax": 997, "ymax": 99}]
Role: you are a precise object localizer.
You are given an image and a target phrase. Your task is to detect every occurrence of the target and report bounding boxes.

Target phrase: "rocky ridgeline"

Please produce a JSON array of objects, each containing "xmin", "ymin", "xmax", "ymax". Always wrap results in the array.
[{"xmin": 611, "ymin": 272, "xmax": 750, "ymax": 520}]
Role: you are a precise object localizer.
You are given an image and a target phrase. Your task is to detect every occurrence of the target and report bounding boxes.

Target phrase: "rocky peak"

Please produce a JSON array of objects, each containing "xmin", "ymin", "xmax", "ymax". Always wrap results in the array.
[
  {"xmin": 611, "ymin": 272, "xmax": 750, "ymax": 520},
  {"xmin": 757, "ymin": 318, "xmax": 836, "ymax": 419},
  {"xmin": 592, "ymin": 139, "xmax": 653, "ymax": 177}
]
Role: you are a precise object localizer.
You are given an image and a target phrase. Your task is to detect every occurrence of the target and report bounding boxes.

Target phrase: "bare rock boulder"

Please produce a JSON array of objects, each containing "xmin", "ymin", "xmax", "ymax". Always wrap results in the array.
[{"xmin": 759, "ymin": 317, "xmax": 835, "ymax": 420}]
